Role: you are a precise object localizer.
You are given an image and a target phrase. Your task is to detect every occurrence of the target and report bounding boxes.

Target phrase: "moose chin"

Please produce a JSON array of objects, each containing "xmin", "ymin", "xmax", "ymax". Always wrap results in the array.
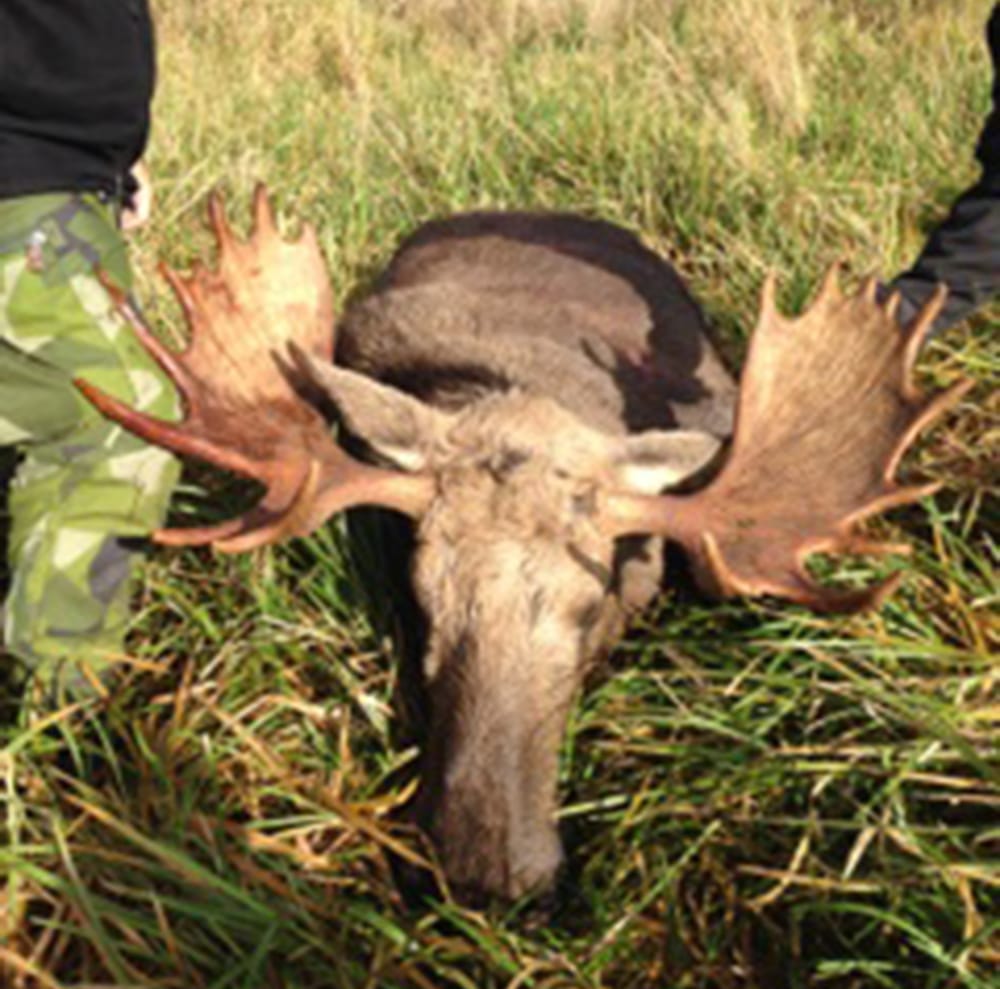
[{"xmin": 78, "ymin": 188, "xmax": 969, "ymax": 904}]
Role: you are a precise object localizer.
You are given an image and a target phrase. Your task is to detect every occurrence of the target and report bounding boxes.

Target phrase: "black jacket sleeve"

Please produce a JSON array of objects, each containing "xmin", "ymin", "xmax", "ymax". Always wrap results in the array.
[{"xmin": 890, "ymin": 4, "xmax": 999, "ymax": 332}]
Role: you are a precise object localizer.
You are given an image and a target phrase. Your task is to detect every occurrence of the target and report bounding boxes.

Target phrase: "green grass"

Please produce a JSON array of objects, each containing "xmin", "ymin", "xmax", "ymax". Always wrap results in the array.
[{"xmin": 2, "ymin": 1, "xmax": 998, "ymax": 986}]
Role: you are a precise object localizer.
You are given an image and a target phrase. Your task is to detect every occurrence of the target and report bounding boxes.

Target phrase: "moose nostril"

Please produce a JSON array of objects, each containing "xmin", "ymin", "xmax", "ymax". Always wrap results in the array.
[
  {"xmin": 509, "ymin": 833, "xmax": 564, "ymax": 900},
  {"xmin": 425, "ymin": 804, "xmax": 564, "ymax": 904}
]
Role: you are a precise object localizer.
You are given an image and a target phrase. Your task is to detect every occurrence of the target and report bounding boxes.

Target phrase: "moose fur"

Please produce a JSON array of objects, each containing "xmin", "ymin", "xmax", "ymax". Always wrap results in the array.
[{"xmin": 320, "ymin": 213, "xmax": 734, "ymax": 898}]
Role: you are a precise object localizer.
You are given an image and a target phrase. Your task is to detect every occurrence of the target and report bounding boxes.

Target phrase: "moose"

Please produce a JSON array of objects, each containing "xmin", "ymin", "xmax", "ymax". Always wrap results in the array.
[{"xmin": 78, "ymin": 188, "xmax": 969, "ymax": 902}]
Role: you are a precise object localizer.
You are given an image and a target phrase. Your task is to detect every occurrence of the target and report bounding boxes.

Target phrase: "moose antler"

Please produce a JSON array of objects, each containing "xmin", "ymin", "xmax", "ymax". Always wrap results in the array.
[
  {"xmin": 607, "ymin": 268, "xmax": 972, "ymax": 612},
  {"xmin": 75, "ymin": 186, "xmax": 432, "ymax": 551}
]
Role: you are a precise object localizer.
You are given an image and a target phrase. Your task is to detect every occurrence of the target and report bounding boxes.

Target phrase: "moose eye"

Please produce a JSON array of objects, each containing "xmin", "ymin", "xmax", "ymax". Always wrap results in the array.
[
  {"xmin": 574, "ymin": 598, "xmax": 606, "ymax": 631},
  {"xmin": 486, "ymin": 446, "xmax": 530, "ymax": 480}
]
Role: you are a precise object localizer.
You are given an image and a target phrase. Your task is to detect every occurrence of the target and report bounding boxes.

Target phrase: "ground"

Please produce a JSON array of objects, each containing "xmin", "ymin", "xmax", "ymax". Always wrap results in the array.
[{"xmin": 1, "ymin": 2, "xmax": 997, "ymax": 987}]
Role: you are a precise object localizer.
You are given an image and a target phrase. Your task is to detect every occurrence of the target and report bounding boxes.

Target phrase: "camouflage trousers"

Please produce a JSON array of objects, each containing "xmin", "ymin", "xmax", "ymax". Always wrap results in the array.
[{"xmin": 0, "ymin": 192, "xmax": 179, "ymax": 694}]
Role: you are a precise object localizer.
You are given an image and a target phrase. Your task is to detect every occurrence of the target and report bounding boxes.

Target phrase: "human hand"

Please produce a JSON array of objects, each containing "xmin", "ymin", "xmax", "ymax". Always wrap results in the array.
[{"xmin": 122, "ymin": 160, "xmax": 153, "ymax": 232}]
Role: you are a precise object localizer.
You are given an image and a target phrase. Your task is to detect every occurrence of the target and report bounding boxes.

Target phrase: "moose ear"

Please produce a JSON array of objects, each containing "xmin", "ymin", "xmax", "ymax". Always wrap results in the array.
[
  {"xmin": 293, "ymin": 353, "xmax": 446, "ymax": 472},
  {"xmin": 613, "ymin": 430, "xmax": 723, "ymax": 494}
]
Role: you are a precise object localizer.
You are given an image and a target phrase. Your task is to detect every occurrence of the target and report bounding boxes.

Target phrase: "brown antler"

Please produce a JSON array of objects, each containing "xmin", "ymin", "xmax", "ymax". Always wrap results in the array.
[
  {"xmin": 606, "ymin": 267, "xmax": 972, "ymax": 612},
  {"xmin": 76, "ymin": 186, "xmax": 432, "ymax": 551}
]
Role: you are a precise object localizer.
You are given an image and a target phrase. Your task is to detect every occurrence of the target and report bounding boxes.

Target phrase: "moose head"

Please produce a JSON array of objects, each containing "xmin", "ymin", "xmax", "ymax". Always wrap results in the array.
[{"xmin": 78, "ymin": 188, "xmax": 969, "ymax": 902}]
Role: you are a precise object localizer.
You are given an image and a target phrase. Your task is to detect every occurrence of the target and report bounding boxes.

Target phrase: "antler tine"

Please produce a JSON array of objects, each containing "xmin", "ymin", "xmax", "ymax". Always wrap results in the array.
[
  {"xmin": 158, "ymin": 263, "xmax": 200, "ymax": 335},
  {"xmin": 207, "ymin": 190, "xmax": 234, "ymax": 258},
  {"xmin": 758, "ymin": 270, "xmax": 778, "ymax": 319},
  {"xmin": 155, "ymin": 517, "xmax": 248, "ymax": 547},
  {"xmin": 884, "ymin": 378, "xmax": 974, "ymax": 478},
  {"xmin": 818, "ymin": 260, "xmax": 844, "ymax": 302},
  {"xmin": 901, "ymin": 283, "xmax": 948, "ymax": 386},
  {"xmin": 77, "ymin": 186, "xmax": 432, "ymax": 549},
  {"xmin": 252, "ymin": 182, "xmax": 278, "ymax": 238},
  {"xmin": 800, "ymin": 574, "xmax": 905, "ymax": 614},
  {"xmin": 606, "ymin": 266, "xmax": 971, "ymax": 613},
  {"xmin": 152, "ymin": 459, "xmax": 348, "ymax": 550},
  {"xmin": 882, "ymin": 288, "xmax": 902, "ymax": 322},
  {"xmin": 75, "ymin": 375, "xmax": 263, "ymax": 481},
  {"xmin": 213, "ymin": 459, "xmax": 323, "ymax": 553},
  {"xmin": 95, "ymin": 270, "xmax": 197, "ymax": 399},
  {"xmin": 836, "ymin": 534, "xmax": 913, "ymax": 558}
]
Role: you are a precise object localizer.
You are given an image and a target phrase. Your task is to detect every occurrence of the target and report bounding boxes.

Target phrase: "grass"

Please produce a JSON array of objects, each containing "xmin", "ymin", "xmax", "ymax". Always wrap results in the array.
[{"xmin": 2, "ymin": 0, "xmax": 998, "ymax": 986}]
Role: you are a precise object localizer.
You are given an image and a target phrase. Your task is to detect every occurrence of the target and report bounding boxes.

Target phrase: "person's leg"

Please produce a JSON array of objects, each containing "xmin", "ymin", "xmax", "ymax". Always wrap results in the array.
[{"xmin": 0, "ymin": 193, "xmax": 179, "ymax": 701}]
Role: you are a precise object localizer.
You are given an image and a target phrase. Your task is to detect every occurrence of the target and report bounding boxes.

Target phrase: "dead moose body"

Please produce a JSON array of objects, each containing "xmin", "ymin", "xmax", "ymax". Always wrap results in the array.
[{"xmin": 79, "ymin": 189, "xmax": 969, "ymax": 903}]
